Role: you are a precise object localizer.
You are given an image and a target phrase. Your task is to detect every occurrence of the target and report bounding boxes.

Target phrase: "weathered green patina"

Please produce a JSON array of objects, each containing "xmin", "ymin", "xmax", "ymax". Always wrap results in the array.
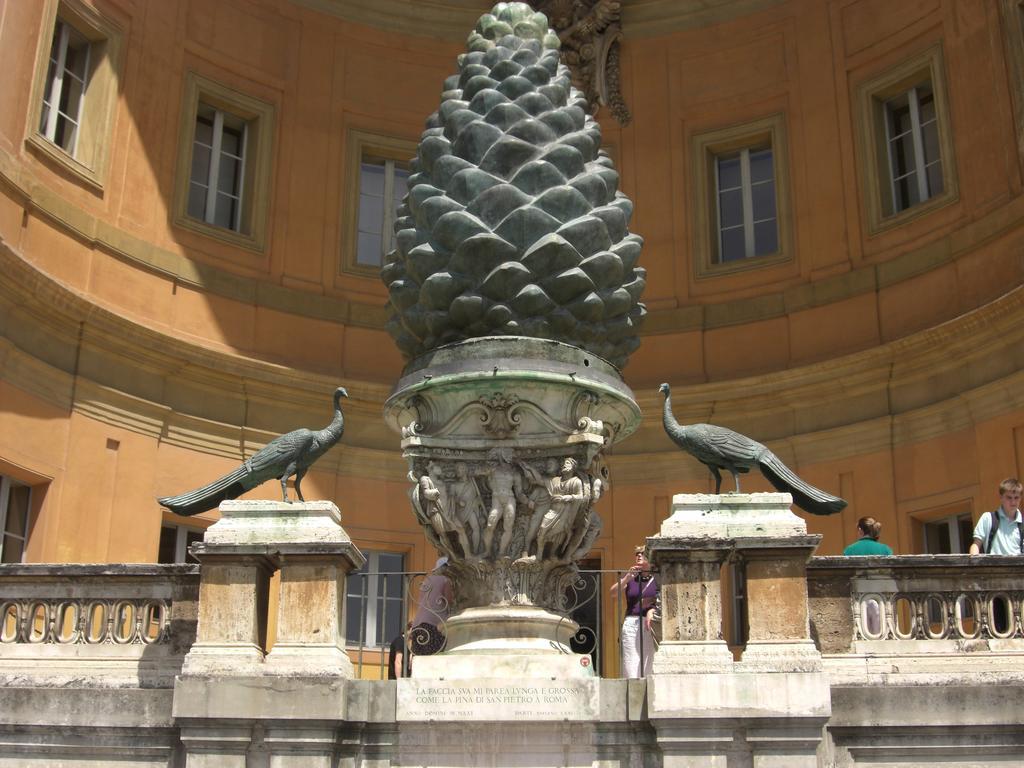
[{"xmin": 381, "ymin": 2, "xmax": 646, "ymax": 369}]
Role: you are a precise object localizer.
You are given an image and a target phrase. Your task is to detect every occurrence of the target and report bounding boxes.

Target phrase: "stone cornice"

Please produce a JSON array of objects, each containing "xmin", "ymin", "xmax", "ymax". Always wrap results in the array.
[{"xmin": 3, "ymin": 210, "xmax": 1024, "ymax": 486}]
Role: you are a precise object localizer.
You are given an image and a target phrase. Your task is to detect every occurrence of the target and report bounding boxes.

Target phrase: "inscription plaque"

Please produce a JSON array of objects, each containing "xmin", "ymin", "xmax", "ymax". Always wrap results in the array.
[{"xmin": 397, "ymin": 678, "xmax": 599, "ymax": 721}]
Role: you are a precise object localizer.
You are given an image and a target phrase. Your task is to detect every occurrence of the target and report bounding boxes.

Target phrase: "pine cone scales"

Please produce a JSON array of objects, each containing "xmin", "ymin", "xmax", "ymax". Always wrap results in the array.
[{"xmin": 382, "ymin": 2, "xmax": 646, "ymax": 369}]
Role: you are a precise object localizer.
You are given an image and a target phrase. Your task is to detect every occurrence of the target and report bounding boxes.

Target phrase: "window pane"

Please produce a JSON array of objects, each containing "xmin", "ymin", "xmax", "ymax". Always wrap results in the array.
[
  {"xmin": 887, "ymin": 99, "xmax": 912, "ymax": 137},
  {"xmin": 716, "ymin": 155, "xmax": 741, "ymax": 190},
  {"xmin": 917, "ymin": 87, "xmax": 935, "ymax": 123},
  {"xmin": 357, "ymin": 231, "xmax": 383, "ymax": 266},
  {"xmin": 382, "ymin": 601, "xmax": 403, "ymax": 646},
  {"xmin": 380, "ymin": 571, "xmax": 404, "ymax": 600},
  {"xmin": 392, "ymin": 168, "xmax": 410, "ymax": 203},
  {"xmin": 157, "ymin": 526, "xmax": 177, "ymax": 564},
  {"xmin": 894, "ymin": 171, "xmax": 920, "ymax": 212},
  {"xmin": 751, "ymin": 180, "xmax": 776, "ymax": 221},
  {"xmin": 924, "ymin": 520, "xmax": 952, "ymax": 554},
  {"xmin": 345, "ymin": 594, "xmax": 364, "ymax": 642},
  {"xmin": 58, "ymin": 72, "xmax": 85, "ymax": 122},
  {"xmin": 921, "ymin": 120, "xmax": 941, "ymax": 166},
  {"xmin": 188, "ymin": 182, "xmax": 208, "ymax": 220},
  {"xmin": 1, "ymin": 535, "xmax": 23, "ymax": 564},
  {"xmin": 925, "ymin": 161, "xmax": 944, "ymax": 198},
  {"xmin": 39, "ymin": 101, "xmax": 52, "ymax": 135},
  {"xmin": 218, "ymin": 153, "xmax": 241, "ymax": 195},
  {"xmin": 889, "ymin": 130, "xmax": 916, "ymax": 178},
  {"xmin": 63, "ymin": 29, "xmax": 90, "ymax": 82},
  {"xmin": 753, "ymin": 219, "xmax": 778, "ymax": 256},
  {"xmin": 194, "ymin": 115, "xmax": 214, "ymax": 147},
  {"xmin": 719, "ymin": 227, "xmax": 746, "ymax": 262},
  {"xmin": 47, "ymin": 24, "xmax": 63, "ymax": 64},
  {"xmin": 718, "ymin": 188, "xmax": 743, "ymax": 229},
  {"xmin": 360, "ymin": 162, "xmax": 385, "ymax": 197},
  {"xmin": 214, "ymin": 192, "xmax": 238, "ymax": 229},
  {"xmin": 191, "ymin": 144, "xmax": 211, "ymax": 186},
  {"xmin": 378, "ymin": 551, "xmax": 405, "ymax": 572},
  {"xmin": 4, "ymin": 485, "xmax": 29, "ymax": 538},
  {"xmin": 748, "ymin": 149, "xmax": 773, "ymax": 184},
  {"xmin": 956, "ymin": 516, "xmax": 973, "ymax": 555},
  {"xmin": 53, "ymin": 113, "xmax": 78, "ymax": 153},
  {"xmin": 220, "ymin": 126, "xmax": 242, "ymax": 158},
  {"xmin": 358, "ymin": 194, "xmax": 384, "ymax": 235}
]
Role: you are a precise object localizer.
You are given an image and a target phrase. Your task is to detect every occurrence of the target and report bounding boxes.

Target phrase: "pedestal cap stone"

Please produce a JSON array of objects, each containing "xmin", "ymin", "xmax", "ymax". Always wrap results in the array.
[{"xmin": 659, "ymin": 492, "xmax": 807, "ymax": 539}]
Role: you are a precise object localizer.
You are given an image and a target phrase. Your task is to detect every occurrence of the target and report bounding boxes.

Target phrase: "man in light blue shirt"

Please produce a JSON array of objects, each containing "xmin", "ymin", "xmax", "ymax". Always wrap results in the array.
[{"xmin": 969, "ymin": 478, "xmax": 1023, "ymax": 555}]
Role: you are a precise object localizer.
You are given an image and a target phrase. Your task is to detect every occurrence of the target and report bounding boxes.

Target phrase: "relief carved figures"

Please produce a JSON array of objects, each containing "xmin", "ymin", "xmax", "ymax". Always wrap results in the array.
[{"xmin": 408, "ymin": 450, "xmax": 606, "ymax": 572}]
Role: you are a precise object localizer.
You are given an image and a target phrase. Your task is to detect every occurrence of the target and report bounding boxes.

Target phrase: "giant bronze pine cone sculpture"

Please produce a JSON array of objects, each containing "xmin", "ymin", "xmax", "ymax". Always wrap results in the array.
[{"xmin": 380, "ymin": 3, "xmax": 646, "ymax": 369}]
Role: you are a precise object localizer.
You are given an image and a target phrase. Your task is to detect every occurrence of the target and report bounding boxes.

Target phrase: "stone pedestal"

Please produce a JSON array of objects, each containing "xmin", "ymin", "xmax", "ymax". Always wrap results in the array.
[
  {"xmin": 649, "ymin": 542, "xmax": 734, "ymax": 674},
  {"xmin": 383, "ymin": 337, "xmax": 642, "ymax": 678},
  {"xmin": 181, "ymin": 500, "xmax": 364, "ymax": 677},
  {"xmin": 647, "ymin": 492, "xmax": 830, "ymax": 767},
  {"xmin": 182, "ymin": 551, "xmax": 274, "ymax": 675}
]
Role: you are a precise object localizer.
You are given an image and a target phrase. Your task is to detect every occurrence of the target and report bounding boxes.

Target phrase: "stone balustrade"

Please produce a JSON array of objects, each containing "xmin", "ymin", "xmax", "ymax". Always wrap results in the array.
[
  {"xmin": 808, "ymin": 554, "xmax": 1024, "ymax": 653},
  {"xmin": 0, "ymin": 563, "xmax": 198, "ymax": 687}
]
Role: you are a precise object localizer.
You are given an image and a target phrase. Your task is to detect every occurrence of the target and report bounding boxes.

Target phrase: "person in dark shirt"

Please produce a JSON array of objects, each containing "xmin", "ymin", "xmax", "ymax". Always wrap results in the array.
[
  {"xmin": 610, "ymin": 546, "xmax": 658, "ymax": 678},
  {"xmin": 388, "ymin": 622, "xmax": 411, "ymax": 679}
]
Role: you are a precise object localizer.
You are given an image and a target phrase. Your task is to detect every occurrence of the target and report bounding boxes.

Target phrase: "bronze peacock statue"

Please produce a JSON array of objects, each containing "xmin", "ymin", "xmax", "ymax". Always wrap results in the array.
[
  {"xmin": 158, "ymin": 387, "xmax": 349, "ymax": 516},
  {"xmin": 659, "ymin": 383, "xmax": 846, "ymax": 516}
]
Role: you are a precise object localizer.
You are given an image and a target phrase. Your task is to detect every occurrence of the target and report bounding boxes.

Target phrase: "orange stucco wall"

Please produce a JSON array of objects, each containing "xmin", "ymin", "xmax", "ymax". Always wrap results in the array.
[{"xmin": 1, "ymin": 0, "xmax": 1023, "ymax": 605}]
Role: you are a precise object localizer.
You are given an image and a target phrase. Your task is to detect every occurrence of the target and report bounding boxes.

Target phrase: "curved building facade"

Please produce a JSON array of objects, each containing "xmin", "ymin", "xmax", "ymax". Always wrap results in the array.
[{"xmin": 1, "ymin": 0, "xmax": 1023, "ymax": 661}]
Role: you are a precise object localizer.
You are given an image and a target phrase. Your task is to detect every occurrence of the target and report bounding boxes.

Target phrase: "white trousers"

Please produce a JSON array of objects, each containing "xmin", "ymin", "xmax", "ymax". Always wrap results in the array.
[{"xmin": 620, "ymin": 615, "xmax": 654, "ymax": 678}]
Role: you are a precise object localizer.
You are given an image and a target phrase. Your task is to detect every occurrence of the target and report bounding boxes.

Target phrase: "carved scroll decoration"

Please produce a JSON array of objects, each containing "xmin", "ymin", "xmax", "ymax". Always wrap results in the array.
[{"xmin": 531, "ymin": 0, "xmax": 632, "ymax": 125}]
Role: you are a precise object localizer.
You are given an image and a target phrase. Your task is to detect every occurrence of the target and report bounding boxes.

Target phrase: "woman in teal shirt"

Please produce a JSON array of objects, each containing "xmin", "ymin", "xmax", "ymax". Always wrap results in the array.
[{"xmin": 843, "ymin": 517, "xmax": 893, "ymax": 555}]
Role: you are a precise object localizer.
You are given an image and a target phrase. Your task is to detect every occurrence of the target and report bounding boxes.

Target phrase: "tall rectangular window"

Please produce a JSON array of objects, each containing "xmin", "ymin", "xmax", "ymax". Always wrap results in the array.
[
  {"xmin": 39, "ymin": 20, "xmax": 91, "ymax": 156},
  {"xmin": 187, "ymin": 104, "xmax": 248, "ymax": 233},
  {"xmin": 344, "ymin": 550, "xmax": 406, "ymax": 648},
  {"xmin": 173, "ymin": 73, "xmax": 275, "ymax": 251},
  {"xmin": 0, "ymin": 476, "xmax": 31, "ymax": 564},
  {"xmin": 854, "ymin": 46, "xmax": 956, "ymax": 231},
  {"xmin": 357, "ymin": 157, "xmax": 409, "ymax": 267},
  {"xmin": 715, "ymin": 147, "xmax": 778, "ymax": 262},
  {"xmin": 28, "ymin": 2, "xmax": 122, "ymax": 187},
  {"xmin": 691, "ymin": 114, "xmax": 790, "ymax": 276},
  {"xmin": 884, "ymin": 83, "xmax": 943, "ymax": 213}
]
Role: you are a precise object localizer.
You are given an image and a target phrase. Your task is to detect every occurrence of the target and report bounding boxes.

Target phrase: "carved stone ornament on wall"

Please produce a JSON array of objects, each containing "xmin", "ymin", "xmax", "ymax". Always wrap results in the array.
[
  {"xmin": 530, "ymin": 0, "xmax": 631, "ymax": 125},
  {"xmin": 406, "ymin": 450, "xmax": 608, "ymax": 611}
]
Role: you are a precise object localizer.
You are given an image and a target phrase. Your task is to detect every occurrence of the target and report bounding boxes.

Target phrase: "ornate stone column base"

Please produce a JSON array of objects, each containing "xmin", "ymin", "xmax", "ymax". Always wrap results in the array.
[{"xmin": 412, "ymin": 605, "xmax": 592, "ymax": 678}]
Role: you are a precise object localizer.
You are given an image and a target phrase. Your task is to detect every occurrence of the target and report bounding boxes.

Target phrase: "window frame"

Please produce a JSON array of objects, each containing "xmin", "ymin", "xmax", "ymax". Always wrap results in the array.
[
  {"xmin": 0, "ymin": 476, "xmax": 32, "ymax": 564},
  {"xmin": 187, "ymin": 104, "xmax": 249, "ymax": 233},
  {"xmin": 853, "ymin": 44, "xmax": 958, "ymax": 233},
  {"xmin": 26, "ymin": 0, "xmax": 123, "ymax": 190},
  {"xmin": 691, "ymin": 113, "xmax": 792, "ymax": 278},
  {"xmin": 998, "ymin": 0, "xmax": 1024, "ymax": 173},
  {"xmin": 172, "ymin": 72, "xmax": 276, "ymax": 252},
  {"xmin": 344, "ymin": 549, "xmax": 408, "ymax": 649},
  {"xmin": 921, "ymin": 512, "xmax": 974, "ymax": 554},
  {"xmin": 341, "ymin": 130, "xmax": 417, "ymax": 277},
  {"xmin": 714, "ymin": 146, "xmax": 779, "ymax": 262},
  {"xmin": 157, "ymin": 522, "xmax": 205, "ymax": 564}
]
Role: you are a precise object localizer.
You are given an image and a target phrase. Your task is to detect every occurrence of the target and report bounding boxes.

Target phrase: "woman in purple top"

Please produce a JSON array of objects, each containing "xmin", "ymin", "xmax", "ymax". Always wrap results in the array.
[{"xmin": 610, "ymin": 546, "xmax": 658, "ymax": 678}]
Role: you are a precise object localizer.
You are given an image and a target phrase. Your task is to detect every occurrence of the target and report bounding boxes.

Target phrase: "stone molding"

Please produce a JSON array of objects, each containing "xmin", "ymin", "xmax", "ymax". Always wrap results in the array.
[{"xmin": 4, "ymin": 232, "xmax": 1024, "ymax": 484}]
